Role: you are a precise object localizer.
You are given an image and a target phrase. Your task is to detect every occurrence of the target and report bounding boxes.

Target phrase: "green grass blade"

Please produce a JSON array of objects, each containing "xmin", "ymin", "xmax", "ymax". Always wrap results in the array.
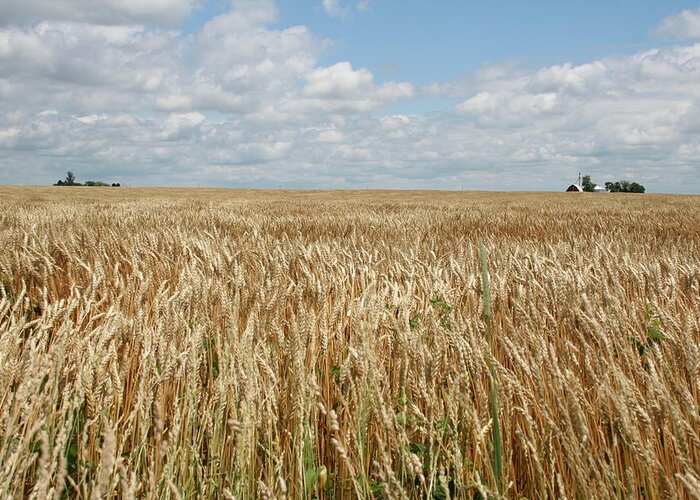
[{"xmin": 479, "ymin": 238, "xmax": 503, "ymax": 495}]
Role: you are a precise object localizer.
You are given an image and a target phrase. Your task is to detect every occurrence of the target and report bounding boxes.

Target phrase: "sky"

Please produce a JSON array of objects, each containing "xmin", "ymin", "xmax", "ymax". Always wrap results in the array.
[{"xmin": 1, "ymin": 1, "xmax": 700, "ymax": 192}]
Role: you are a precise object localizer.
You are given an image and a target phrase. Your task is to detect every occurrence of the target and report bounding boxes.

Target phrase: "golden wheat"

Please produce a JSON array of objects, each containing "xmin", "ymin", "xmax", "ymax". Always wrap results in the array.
[{"xmin": 0, "ymin": 186, "xmax": 699, "ymax": 499}]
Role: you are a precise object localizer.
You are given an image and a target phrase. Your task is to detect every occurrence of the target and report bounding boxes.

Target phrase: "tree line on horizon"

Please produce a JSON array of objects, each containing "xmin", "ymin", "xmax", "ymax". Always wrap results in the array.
[
  {"xmin": 582, "ymin": 175, "xmax": 645, "ymax": 193},
  {"xmin": 50, "ymin": 169, "xmax": 646, "ymax": 192},
  {"xmin": 54, "ymin": 171, "xmax": 120, "ymax": 187}
]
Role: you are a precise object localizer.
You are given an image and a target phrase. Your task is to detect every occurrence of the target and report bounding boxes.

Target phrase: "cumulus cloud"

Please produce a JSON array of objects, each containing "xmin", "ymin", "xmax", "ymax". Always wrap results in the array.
[
  {"xmin": 0, "ymin": 0, "xmax": 197, "ymax": 27},
  {"xmin": 315, "ymin": 128, "xmax": 344, "ymax": 143},
  {"xmin": 457, "ymin": 91, "xmax": 560, "ymax": 127},
  {"xmin": 161, "ymin": 112, "xmax": 205, "ymax": 141},
  {"xmin": 193, "ymin": 6, "xmax": 321, "ymax": 113},
  {"xmin": 322, "ymin": 0, "xmax": 350, "ymax": 18},
  {"xmin": 321, "ymin": 0, "xmax": 372, "ymax": 18},
  {"xmin": 356, "ymin": 0, "xmax": 371, "ymax": 11},
  {"xmin": 0, "ymin": 22, "xmax": 178, "ymax": 92},
  {"xmin": 443, "ymin": 44, "xmax": 700, "ymax": 191},
  {"xmin": 0, "ymin": 0, "xmax": 421, "ymax": 188},
  {"xmin": 655, "ymin": 7, "xmax": 700, "ymax": 40},
  {"xmin": 304, "ymin": 62, "xmax": 373, "ymax": 97},
  {"xmin": 0, "ymin": 2, "xmax": 699, "ymax": 193}
]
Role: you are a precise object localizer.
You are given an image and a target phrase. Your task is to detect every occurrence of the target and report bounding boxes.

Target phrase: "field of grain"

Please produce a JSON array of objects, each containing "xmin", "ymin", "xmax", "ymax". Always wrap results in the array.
[{"xmin": 0, "ymin": 187, "xmax": 699, "ymax": 499}]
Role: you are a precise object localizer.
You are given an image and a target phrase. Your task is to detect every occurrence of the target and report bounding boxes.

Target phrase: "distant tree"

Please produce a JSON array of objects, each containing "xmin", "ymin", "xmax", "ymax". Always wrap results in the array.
[
  {"xmin": 582, "ymin": 175, "xmax": 596, "ymax": 192},
  {"xmin": 53, "ymin": 170, "xmax": 120, "ymax": 187},
  {"xmin": 604, "ymin": 180, "xmax": 645, "ymax": 193},
  {"xmin": 54, "ymin": 170, "xmax": 81, "ymax": 186},
  {"xmin": 628, "ymin": 182, "xmax": 645, "ymax": 193}
]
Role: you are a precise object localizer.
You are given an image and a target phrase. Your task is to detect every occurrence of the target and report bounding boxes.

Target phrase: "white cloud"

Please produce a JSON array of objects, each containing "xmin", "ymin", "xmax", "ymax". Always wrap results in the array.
[
  {"xmin": 0, "ymin": 22, "xmax": 179, "ymax": 93},
  {"xmin": 295, "ymin": 63, "xmax": 414, "ymax": 114},
  {"xmin": 440, "ymin": 44, "xmax": 700, "ymax": 191},
  {"xmin": 356, "ymin": 0, "xmax": 371, "ymax": 12},
  {"xmin": 0, "ymin": 2, "xmax": 699, "ymax": 193},
  {"xmin": 0, "ymin": 1, "xmax": 421, "ymax": 188},
  {"xmin": 73, "ymin": 114, "xmax": 109, "ymax": 124},
  {"xmin": 161, "ymin": 112, "xmax": 205, "ymax": 140},
  {"xmin": 528, "ymin": 61, "xmax": 607, "ymax": 95},
  {"xmin": 457, "ymin": 91, "xmax": 559, "ymax": 125},
  {"xmin": 0, "ymin": 127, "xmax": 20, "ymax": 147},
  {"xmin": 0, "ymin": 0, "xmax": 197, "ymax": 27},
  {"xmin": 322, "ymin": 0, "xmax": 350, "ymax": 18},
  {"xmin": 304, "ymin": 62, "xmax": 373, "ymax": 97},
  {"xmin": 655, "ymin": 8, "xmax": 700, "ymax": 40},
  {"xmin": 316, "ymin": 129, "xmax": 344, "ymax": 143},
  {"xmin": 155, "ymin": 93, "xmax": 193, "ymax": 112},
  {"xmin": 199, "ymin": 0, "xmax": 278, "ymax": 34},
  {"xmin": 321, "ymin": 0, "xmax": 371, "ymax": 18}
]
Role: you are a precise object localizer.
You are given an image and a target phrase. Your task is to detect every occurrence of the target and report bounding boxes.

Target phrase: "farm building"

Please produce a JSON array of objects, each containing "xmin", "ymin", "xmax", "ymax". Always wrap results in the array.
[{"xmin": 567, "ymin": 172, "xmax": 584, "ymax": 192}]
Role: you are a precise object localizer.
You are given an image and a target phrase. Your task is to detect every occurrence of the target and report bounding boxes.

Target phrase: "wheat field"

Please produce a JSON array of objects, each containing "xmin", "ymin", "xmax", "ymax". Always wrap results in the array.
[{"xmin": 0, "ymin": 186, "xmax": 698, "ymax": 499}]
